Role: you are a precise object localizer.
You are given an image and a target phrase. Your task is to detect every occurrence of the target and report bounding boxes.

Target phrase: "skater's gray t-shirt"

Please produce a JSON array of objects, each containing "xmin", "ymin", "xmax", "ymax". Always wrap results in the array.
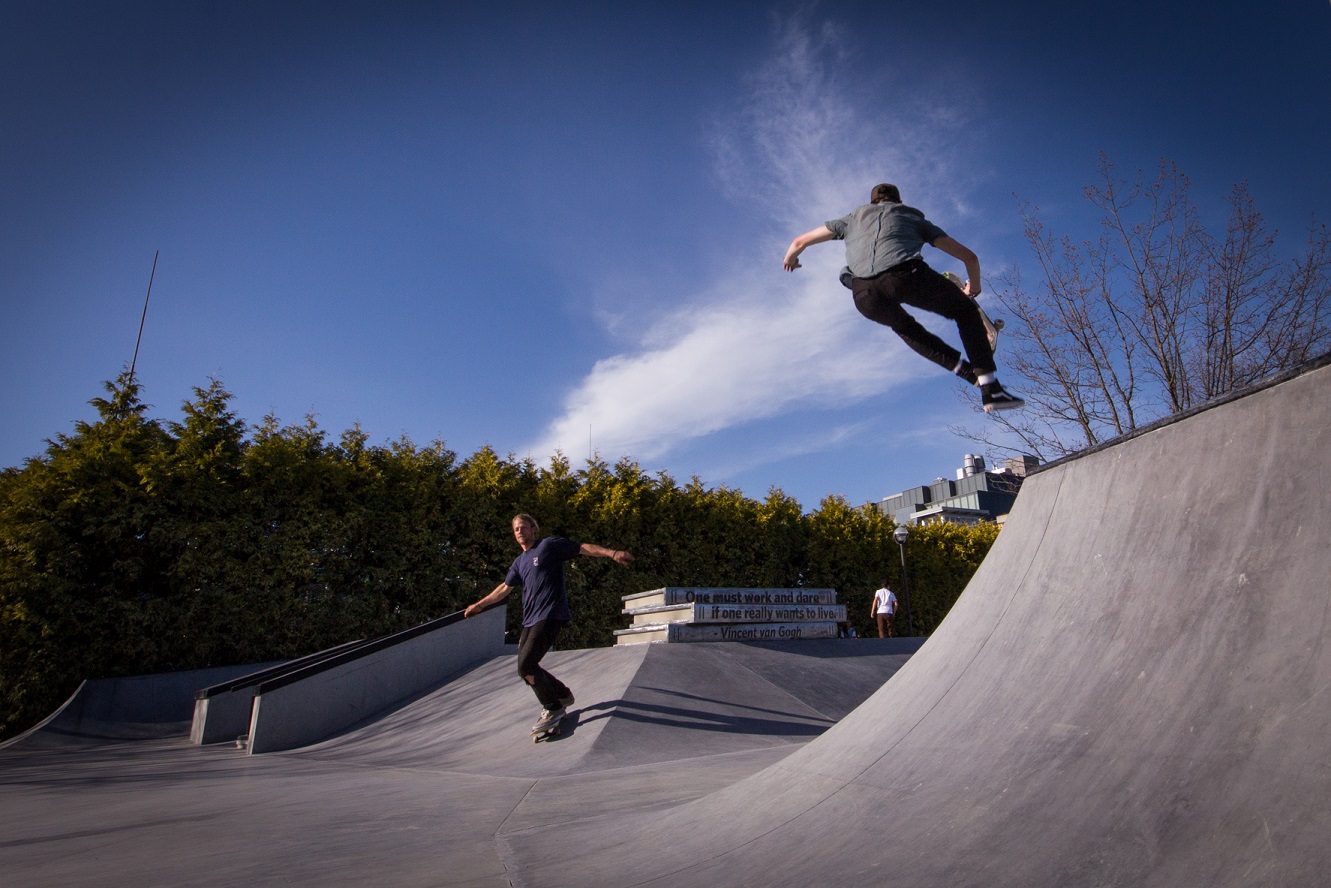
[
  {"xmin": 506, "ymin": 536, "xmax": 582, "ymax": 626},
  {"xmin": 826, "ymin": 202, "xmax": 947, "ymax": 282}
]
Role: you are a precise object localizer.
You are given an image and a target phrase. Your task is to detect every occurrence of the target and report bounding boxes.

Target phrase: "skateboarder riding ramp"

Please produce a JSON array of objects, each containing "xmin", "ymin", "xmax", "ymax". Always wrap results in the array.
[{"xmin": 503, "ymin": 355, "xmax": 1331, "ymax": 887}]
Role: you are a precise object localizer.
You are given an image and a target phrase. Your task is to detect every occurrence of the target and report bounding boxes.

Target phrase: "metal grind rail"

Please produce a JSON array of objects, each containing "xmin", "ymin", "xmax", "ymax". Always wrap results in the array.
[
  {"xmin": 250, "ymin": 607, "xmax": 475, "ymax": 696},
  {"xmin": 238, "ymin": 604, "xmax": 506, "ymax": 753},
  {"xmin": 192, "ymin": 605, "xmax": 506, "ymax": 750}
]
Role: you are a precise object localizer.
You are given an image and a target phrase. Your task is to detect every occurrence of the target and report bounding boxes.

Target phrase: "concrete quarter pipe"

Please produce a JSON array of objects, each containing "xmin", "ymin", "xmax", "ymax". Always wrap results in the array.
[{"xmin": 502, "ymin": 355, "xmax": 1331, "ymax": 887}]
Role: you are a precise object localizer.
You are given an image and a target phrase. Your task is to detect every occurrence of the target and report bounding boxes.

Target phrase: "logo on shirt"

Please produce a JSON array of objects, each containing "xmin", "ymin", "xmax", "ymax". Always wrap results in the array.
[{"xmin": 532, "ymin": 557, "xmax": 540, "ymax": 567}]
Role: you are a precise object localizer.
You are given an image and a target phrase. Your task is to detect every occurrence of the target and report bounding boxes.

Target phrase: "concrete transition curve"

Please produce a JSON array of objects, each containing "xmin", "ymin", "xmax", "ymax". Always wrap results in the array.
[{"xmin": 503, "ymin": 354, "xmax": 1331, "ymax": 887}]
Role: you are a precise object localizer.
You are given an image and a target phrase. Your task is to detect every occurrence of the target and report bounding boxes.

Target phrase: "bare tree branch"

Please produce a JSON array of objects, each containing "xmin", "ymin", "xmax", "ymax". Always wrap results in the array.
[{"xmin": 956, "ymin": 156, "xmax": 1330, "ymax": 460}]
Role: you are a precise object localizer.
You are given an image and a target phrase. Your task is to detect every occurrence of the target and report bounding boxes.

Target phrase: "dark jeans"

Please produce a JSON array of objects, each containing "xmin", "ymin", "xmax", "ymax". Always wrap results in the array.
[
  {"xmin": 517, "ymin": 619, "xmax": 572, "ymax": 709},
  {"xmin": 850, "ymin": 257, "xmax": 996, "ymax": 376}
]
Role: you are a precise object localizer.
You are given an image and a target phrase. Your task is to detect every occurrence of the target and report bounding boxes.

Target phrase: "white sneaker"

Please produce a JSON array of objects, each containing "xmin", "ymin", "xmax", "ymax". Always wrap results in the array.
[{"xmin": 533, "ymin": 706, "xmax": 565, "ymax": 731}]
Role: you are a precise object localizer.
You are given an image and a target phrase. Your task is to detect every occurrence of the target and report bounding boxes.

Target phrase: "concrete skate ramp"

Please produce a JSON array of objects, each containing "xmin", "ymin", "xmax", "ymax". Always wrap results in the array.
[
  {"xmin": 1, "ymin": 663, "xmax": 280, "ymax": 749},
  {"xmin": 503, "ymin": 355, "xmax": 1331, "ymax": 887},
  {"xmin": 292, "ymin": 638, "xmax": 920, "ymax": 779}
]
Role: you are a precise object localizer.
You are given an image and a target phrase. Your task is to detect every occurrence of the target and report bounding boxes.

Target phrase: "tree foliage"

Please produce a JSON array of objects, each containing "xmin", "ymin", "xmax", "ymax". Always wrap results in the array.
[
  {"xmin": 973, "ymin": 156, "xmax": 1331, "ymax": 459},
  {"xmin": 1, "ymin": 373, "xmax": 999, "ymax": 738}
]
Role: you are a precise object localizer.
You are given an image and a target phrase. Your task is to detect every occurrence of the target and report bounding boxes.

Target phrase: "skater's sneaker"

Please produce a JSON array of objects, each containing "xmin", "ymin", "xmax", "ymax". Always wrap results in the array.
[
  {"xmin": 557, "ymin": 692, "xmax": 575, "ymax": 708},
  {"xmin": 981, "ymin": 382, "xmax": 1025, "ymax": 413},
  {"xmin": 954, "ymin": 360, "xmax": 978, "ymax": 386},
  {"xmin": 532, "ymin": 706, "xmax": 565, "ymax": 731}
]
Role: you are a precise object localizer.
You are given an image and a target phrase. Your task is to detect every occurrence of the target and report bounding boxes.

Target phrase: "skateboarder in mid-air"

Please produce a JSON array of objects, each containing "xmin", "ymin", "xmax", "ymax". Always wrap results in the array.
[
  {"xmin": 783, "ymin": 182, "xmax": 1024, "ymax": 413},
  {"xmin": 464, "ymin": 514, "xmax": 634, "ymax": 735}
]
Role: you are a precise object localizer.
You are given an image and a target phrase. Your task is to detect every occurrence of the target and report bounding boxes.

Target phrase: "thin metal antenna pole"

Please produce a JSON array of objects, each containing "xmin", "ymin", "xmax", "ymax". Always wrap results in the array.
[{"xmin": 128, "ymin": 250, "xmax": 159, "ymax": 386}]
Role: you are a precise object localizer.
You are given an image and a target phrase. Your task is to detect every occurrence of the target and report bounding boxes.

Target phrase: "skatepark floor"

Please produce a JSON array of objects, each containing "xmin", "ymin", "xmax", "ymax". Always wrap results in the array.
[{"xmin": 0, "ymin": 637, "xmax": 920, "ymax": 888}]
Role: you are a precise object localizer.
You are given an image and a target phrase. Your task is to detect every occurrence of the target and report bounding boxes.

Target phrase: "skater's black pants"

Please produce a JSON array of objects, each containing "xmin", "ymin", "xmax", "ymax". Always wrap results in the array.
[
  {"xmin": 850, "ymin": 257, "xmax": 996, "ymax": 376},
  {"xmin": 517, "ymin": 619, "xmax": 572, "ymax": 709}
]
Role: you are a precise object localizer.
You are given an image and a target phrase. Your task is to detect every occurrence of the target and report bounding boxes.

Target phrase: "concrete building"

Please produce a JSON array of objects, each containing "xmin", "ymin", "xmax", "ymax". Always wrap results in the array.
[{"xmin": 877, "ymin": 453, "xmax": 1040, "ymax": 526}]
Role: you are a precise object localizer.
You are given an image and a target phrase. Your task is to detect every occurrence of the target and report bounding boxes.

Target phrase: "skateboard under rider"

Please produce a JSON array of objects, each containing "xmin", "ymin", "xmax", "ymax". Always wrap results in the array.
[{"xmin": 531, "ymin": 711, "xmax": 565, "ymax": 743}]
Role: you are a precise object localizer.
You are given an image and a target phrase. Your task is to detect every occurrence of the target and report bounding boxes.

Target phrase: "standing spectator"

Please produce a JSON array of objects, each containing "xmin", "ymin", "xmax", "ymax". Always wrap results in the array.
[{"xmin": 871, "ymin": 582, "xmax": 899, "ymax": 638}]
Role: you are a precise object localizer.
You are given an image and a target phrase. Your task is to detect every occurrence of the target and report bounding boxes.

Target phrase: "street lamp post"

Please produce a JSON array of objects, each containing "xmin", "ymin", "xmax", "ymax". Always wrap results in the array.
[{"xmin": 893, "ymin": 524, "xmax": 914, "ymax": 636}]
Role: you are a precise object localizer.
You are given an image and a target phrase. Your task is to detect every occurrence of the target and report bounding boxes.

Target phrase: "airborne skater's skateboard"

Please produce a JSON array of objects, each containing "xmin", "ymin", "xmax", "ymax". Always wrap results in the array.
[{"xmin": 942, "ymin": 271, "xmax": 1004, "ymax": 352}]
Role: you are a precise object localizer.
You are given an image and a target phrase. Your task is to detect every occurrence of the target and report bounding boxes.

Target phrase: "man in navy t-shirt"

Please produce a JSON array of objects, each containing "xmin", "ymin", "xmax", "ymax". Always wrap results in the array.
[{"xmin": 465, "ymin": 513, "xmax": 634, "ymax": 730}]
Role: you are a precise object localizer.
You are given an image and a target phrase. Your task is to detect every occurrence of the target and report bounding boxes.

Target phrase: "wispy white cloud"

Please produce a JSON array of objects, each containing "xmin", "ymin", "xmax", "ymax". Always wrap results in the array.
[
  {"xmin": 686, "ymin": 418, "xmax": 876, "ymax": 487},
  {"xmin": 526, "ymin": 11, "xmax": 972, "ymax": 467}
]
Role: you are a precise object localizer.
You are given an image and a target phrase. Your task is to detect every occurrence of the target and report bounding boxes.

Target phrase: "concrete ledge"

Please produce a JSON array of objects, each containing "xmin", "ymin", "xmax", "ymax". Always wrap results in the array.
[
  {"xmin": 246, "ymin": 606, "xmax": 506, "ymax": 753},
  {"xmin": 190, "ymin": 639, "xmax": 366, "ymax": 745},
  {"xmin": 191, "ymin": 690, "xmax": 256, "ymax": 746}
]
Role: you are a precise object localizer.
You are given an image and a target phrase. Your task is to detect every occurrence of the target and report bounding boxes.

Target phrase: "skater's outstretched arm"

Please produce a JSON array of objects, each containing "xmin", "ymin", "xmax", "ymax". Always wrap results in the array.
[
  {"xmin": 783, "ymin": 226, "xmax": 837, "ymax": 271},
  {"xmin": 930, "ymin": 235, "xmax": 982, "ymax": 297},
  {"xmin": 465, "ymin": 582, "xmax": 513, "ymax": 618},
  {"xmin": 579, "ymin": 544, "xmax": 634, "ymax": 566}
]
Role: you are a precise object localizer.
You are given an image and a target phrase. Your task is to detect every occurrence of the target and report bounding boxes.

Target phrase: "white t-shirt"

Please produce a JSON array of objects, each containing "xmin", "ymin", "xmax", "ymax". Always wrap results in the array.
[{"xmin": 873, "ymin": 587, "xmax": 898, "ymax": 615}]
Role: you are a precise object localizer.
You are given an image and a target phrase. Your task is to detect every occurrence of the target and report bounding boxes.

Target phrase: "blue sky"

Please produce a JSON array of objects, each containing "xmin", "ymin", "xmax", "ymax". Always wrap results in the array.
[{"xmin": 3, "ymin": 1, "xmax": 1329, "ymax": 511}]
